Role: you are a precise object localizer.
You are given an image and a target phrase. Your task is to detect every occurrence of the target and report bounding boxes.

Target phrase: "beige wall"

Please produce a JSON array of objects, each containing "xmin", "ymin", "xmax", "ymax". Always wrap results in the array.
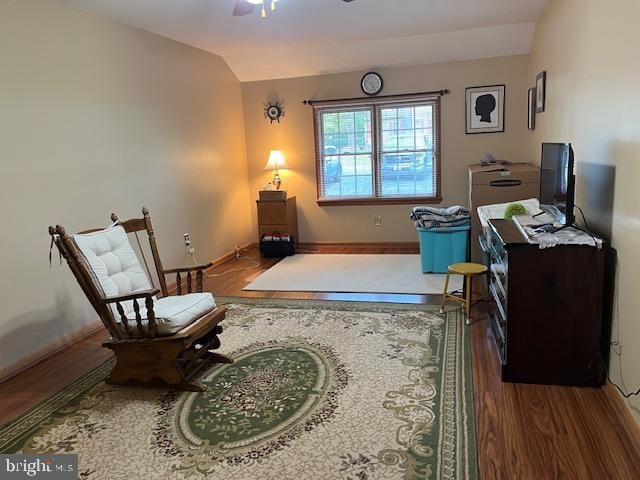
[
  {"xmin": 527, "ymin": 0, "xmax": 640, "ymax": 422},
  {"xmin": 242, "ymin": 56, "xmax": 529, "ymax": 243},
  {"xmin": 0, "ymin": 0, "xmax": 252, "ymax": 372}
]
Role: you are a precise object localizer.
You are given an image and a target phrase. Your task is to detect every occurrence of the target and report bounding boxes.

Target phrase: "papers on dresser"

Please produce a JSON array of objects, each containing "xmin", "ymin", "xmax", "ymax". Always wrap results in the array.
[{"xmin": 513, "ymin": 215, "xmax": 603, "ymax": 249}]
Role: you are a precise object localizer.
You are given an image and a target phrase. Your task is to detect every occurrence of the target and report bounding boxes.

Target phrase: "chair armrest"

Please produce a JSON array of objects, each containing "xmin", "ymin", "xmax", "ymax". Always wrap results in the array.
[
  {"xmin": 164, "ymin": 263, "xmax": 212, "ymax": 295},
  {"xmin": 100, "ymin": 288, "xmax": 161, "ymax": 339},
  {"xmin": 100, "ymin": 288, "xmax": 160, "ymax": 304},
  {"xmin": 163, "ymin": 263, "xmax": 213, "ymax": 274}
]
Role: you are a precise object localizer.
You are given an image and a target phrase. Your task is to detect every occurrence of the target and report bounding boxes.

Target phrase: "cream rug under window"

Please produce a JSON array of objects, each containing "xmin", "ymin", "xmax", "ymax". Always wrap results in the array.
[{"xmin": 244, "ymin": 254, "xmax": 463, "ymax": 294}]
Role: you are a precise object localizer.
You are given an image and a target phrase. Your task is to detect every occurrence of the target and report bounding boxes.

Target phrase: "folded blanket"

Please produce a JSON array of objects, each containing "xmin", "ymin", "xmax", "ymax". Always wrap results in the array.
[{"xmin": 410, "ymin": 205, "xmax": 471, "ymax": 229}]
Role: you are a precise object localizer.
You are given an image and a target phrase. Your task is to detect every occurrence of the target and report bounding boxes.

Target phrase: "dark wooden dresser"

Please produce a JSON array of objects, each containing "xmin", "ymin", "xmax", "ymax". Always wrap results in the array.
[
  {"xmin": 482, "ymin": 219, "xmax": 609, "ymax": 387},
  {"xmin": 256, "ymin": 196, "xmax": 299, "ymax": 242}
]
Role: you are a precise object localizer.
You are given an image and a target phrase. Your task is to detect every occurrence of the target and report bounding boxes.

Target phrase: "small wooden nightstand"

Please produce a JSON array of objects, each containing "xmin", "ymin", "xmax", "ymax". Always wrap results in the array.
[{"xmin": 256, "ymin": 196, "xmax": 299, "ymax": 241}]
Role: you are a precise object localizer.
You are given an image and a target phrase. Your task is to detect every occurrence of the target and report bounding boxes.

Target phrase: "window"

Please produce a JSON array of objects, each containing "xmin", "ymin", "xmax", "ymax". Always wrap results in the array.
[{"xmin": 314, "ymin": 96, "xmax": 441, "ymax": 205}]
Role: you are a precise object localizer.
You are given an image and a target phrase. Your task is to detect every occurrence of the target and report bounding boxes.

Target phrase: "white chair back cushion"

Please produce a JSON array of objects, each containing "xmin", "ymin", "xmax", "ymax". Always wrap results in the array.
[{"xmin": 73, "ymin": 225, "xmax": 152, "ymax": 315}]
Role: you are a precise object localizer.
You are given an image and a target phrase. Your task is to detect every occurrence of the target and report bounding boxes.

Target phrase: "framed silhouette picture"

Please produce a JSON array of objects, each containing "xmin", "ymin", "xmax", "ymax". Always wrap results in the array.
[{"xmin": 465, "ymin": 85, "xmax": 505, "ymax": 134}]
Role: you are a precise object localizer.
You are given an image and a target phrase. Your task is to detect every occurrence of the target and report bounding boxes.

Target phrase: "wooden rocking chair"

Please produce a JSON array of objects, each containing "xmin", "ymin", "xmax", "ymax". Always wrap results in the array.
[{"xmin": 49, "ymin": 207, "xmax": 232, "ymax": 392}]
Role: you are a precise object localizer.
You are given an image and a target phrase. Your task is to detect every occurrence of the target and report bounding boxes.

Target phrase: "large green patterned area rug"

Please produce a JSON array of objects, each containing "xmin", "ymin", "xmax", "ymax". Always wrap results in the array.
[{"xmin": 0, "ymin": 297, "xmax": 477, "ymax": 480}]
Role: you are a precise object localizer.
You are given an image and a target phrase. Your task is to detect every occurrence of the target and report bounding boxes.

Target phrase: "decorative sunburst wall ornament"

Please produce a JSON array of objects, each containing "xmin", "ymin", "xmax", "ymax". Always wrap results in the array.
[{"xmin": 264, "ymin": 100, "xmax": 285, "ymax": 123}]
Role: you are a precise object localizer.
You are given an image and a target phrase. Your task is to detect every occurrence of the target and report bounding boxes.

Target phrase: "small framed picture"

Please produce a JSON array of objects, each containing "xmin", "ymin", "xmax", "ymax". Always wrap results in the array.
[
  {"xmin": 528, "ymin": 88, "xmax": 536, "ymax": 130},
  {"xmin": 536, "ymin": 71, "xmax": 546, "ymax": 113},
  {"xmin": 465, "ymin": 85, "xmax": 505, "ymax": 134}
]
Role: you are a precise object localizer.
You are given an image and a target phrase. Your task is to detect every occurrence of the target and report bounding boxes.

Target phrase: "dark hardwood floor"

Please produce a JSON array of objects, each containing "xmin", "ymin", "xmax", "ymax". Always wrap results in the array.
[{"xmin": 1, "ymin": 246, "xmax": 639, "ymax": 479}]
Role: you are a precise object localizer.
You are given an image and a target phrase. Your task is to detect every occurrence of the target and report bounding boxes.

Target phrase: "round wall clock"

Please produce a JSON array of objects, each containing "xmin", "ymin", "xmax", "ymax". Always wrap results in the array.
[{"xmin": 361, "ymin": 72, "xmax": 383, "ymax": 96}]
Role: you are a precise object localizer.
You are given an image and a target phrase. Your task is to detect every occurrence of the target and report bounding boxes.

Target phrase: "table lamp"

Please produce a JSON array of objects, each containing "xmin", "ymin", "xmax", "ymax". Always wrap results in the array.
[{"xmin": 264, "ymin": 149, "xmax": 287, "ymax": 190}]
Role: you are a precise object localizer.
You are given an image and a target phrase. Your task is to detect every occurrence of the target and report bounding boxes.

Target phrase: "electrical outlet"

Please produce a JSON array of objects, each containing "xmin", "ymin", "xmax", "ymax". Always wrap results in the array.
[
  {"xmin": 183, "ymin": 233, "xmax": 191, "ymax": 247},
  {"xmin": 374, "ymin": 215, "xmax": 382, "ymax": 226}
]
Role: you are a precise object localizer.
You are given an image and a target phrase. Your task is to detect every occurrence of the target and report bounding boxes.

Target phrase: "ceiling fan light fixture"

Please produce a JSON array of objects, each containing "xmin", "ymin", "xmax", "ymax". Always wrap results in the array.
[{"xmin": 233, "ymin": 0, "xmax": 282, "ymax": 18}]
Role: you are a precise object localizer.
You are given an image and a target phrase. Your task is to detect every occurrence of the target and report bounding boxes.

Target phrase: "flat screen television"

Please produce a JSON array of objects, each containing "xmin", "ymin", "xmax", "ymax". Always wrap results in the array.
[{"xmin": 539, "ymin": 142, "xmax": 575, "ymax": 226}]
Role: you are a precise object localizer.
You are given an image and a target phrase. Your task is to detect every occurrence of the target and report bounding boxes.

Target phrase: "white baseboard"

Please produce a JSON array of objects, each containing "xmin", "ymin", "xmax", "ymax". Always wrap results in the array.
[{"xmin": 0, "ymin": 320, "xmax": 104, "ymax": 383}]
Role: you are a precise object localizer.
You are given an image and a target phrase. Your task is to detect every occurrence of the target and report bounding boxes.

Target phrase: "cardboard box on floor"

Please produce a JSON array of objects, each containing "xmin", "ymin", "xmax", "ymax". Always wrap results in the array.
[{"xmin": 468, "ymin": 164, "xmax": 540, "ymax": 262}]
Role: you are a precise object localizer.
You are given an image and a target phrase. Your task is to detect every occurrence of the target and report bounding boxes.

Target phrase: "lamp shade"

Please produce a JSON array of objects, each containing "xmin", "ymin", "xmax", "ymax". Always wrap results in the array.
[{"xmin": 264, "ymin": 150, "xmax": 287, "ymax": 170}]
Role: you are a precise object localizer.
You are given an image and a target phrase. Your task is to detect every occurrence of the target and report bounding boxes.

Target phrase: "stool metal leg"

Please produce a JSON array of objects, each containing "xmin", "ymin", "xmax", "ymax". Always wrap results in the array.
[
  {"xmin": 465, "ymin": 274, "xmax": 472, "ymax": 325},
  {"xmin": 440, "ymin": 271, "xmax": 451, "ymax": 314}
]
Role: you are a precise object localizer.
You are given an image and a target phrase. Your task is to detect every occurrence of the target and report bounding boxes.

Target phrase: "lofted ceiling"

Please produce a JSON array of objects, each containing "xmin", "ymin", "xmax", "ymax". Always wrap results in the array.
[{"xmin": 62, "ymin": 0, "xmax": 548, "ymax": 82}]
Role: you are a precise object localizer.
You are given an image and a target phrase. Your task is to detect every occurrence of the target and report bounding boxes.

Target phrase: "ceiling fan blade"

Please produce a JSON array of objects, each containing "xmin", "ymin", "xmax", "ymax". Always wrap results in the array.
[{"xmin": 233, "ymin": 0, "xmax": 256, "ymax": 16}]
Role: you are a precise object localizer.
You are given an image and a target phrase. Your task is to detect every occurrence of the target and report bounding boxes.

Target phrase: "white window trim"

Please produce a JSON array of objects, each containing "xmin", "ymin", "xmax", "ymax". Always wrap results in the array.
[{"xmin": 313, "ymin": 96, "xmax": 442, "ymax": 206}]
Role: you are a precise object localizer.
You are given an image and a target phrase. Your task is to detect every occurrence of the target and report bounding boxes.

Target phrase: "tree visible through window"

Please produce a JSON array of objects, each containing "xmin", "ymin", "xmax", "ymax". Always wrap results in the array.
[{"xmin": 314, "ymin": 96, "xmax": 440, "ymax": 204}]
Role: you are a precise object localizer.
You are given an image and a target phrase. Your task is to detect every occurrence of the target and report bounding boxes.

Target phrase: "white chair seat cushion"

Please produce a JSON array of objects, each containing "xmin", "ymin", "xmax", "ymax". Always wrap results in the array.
[{"xmin": 124, "ymin": 293, "xmax": 216, "ymax": 335}]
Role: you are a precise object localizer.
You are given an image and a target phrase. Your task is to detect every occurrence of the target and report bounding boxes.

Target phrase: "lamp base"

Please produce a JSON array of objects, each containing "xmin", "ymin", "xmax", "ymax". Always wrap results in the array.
[{"xmin": 272, "ymin": 171, "xmax": 282, "ymax": 190}]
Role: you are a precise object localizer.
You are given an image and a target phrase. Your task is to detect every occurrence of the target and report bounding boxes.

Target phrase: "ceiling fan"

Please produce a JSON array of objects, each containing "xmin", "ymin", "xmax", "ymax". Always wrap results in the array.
[
  {"xmin": 232, "ymin": 0, "xmax": 275, "ymax": 18},
  {"xmin": 233, "ymin": 0, "xmax": 354, "ymax": 18}
]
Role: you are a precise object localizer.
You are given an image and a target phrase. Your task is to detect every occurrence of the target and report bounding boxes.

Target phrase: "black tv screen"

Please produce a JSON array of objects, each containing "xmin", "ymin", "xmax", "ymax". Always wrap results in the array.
[{"xmin": 540, "ymin": 143, "xmax": 575, "ymax": 226}]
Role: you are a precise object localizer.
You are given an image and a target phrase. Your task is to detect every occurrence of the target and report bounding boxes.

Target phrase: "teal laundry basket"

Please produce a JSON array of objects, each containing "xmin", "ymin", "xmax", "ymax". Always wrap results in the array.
[{"xmin": 417, "ymin": 224, "xmax": 470, "ymax": 273}]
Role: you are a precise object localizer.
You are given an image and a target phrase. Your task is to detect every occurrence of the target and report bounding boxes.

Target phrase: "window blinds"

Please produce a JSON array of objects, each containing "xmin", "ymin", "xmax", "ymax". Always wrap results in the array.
[{"xmin": 313, "ymin": 96, "xmax": 441, "ymax": 203}]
